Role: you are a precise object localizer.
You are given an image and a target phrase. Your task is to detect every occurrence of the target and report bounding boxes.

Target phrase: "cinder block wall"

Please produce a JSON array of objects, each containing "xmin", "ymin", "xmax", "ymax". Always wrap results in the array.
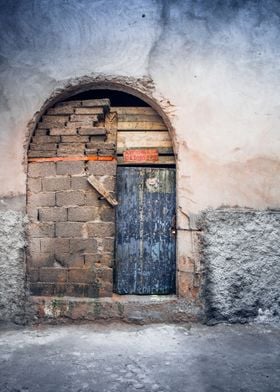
[{"xmin": 27, "ymin": 100, "xmax": 117, "ymax": 297}]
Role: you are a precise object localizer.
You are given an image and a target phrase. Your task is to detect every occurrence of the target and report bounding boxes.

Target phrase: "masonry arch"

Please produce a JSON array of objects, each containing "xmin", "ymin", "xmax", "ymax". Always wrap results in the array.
[{"xmin": 25, "ymin": 81, "xmax": 188, "ymax": 300}]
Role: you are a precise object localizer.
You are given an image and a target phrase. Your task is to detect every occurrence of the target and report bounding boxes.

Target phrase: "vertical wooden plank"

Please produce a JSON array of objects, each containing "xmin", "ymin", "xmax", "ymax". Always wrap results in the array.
[{"xmin": 115, "ymin": 167, "xmax": 176, "ymax": 294}]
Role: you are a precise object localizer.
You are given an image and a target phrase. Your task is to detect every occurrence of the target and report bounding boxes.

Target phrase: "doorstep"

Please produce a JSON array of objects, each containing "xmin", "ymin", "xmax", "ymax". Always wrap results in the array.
[{"xmin": 30, "ymin": 294, "xmax": 203, "ymax": 324}]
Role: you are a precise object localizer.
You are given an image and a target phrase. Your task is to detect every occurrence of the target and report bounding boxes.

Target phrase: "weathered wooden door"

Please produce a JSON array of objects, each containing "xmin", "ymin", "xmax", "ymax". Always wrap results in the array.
[{"xmin": 115, "ymin": 167, "xmax": 176, "ymax": 294}]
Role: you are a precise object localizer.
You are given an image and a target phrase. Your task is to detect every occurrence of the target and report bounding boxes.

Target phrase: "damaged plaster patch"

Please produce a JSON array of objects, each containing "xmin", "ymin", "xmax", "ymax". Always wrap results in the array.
[
  {"xmin": 199, "ymin": 209, "xmax": 280, "ymax": 324},
  {"xmin": 0, "ymin": 210, "xmax": 27, "ymax": 323}
]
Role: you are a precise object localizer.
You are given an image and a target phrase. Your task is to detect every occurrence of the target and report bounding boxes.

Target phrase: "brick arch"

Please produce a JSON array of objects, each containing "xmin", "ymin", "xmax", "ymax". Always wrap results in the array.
[{"xmin": 26, "ymin": 87, "xmax": 178, "ymax": 299}]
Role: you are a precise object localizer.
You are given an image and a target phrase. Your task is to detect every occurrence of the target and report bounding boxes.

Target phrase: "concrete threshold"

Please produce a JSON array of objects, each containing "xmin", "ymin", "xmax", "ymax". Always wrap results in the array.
[{"xmin": 31, "ymin": 294, "xmax": 202, "ymax": 324}]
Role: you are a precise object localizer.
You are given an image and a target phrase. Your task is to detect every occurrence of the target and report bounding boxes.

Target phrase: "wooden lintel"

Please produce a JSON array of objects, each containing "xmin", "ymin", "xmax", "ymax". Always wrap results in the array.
[{"xmin": 87, "ymin": 175, "xmax": 118, "ymax": 207}]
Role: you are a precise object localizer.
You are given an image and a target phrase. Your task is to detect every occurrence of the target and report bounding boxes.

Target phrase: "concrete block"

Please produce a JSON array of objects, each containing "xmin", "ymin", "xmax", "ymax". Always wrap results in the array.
[
  {"xmin": 56, "ymin": 190, "xmax": 85, "ymax": 206},
  {"xmin": 61, "ymin": 136, "xmax": 89, "ymax": 143},
  {"xmin": 102, "ymin": 238, "xmax": 115, "ymax": 253},
  {"xmin": 56, "ymin": 222, "xmax": 84, "ymax": 237},
  {"xmin": 28, "ymin": 269, "xmax": 40, "ymax": 283},
  {"xmin": 39, "ymin": 207, "xmax": 67, "ymax": 222},
  {"xmin": 28, "ymin": 238, "xmax": 41, "ymax": 254},
  {"xmin": 71, "ymin": 176, "xmax": 91, "ymax": 191},
  {"xmin": 27, "ymin": 178, "xmax": 42, "ymax": 193},
  {"xmin": 100, "ymin": 206, "xmax": 115, "ymax": 222},
  {"xmin": 82, "ymin": 99, "xmax": 110, "ymax": 107},
  {"xmin": 56, "ymin": 161, "xmax": 85, "ymax": 175},
  {"xmin": 68, "ymin": 206, "xmax": 99, "ymax": 222},
  {"xmin": 70, "ymin": 114, "xmax": 99, "ymax": 122},
  {"xmin": 33, "ymin": 129, "xmax": 48, "ymax": 136},
  {"xmin": 68, "ymin": 268, "xmax": 95, "ymax": 284},
  {"xmin": 42, "ymin": 176, "xmax": 71, "ymax": 191},
  {"xmin": 27, "ymin": 252, "xmax": 53, "ymax": 268},
  {"xmin": 84, "ymin": 190, "xmax": 102, "ymax": 206},
  {"xmin": 28, "ymin": 192, "xmax": 56, "ymax": 207},
  {"xmin": 69, "ymin": 238, "xmax": 97, "ymax": 253},
  {"xmin": 50, "ymin": 127, "xmax": 77, "ymax": 136},
  {"xmin": 78, "ymin": 127, "xmax": 107, "ymax": 136},
  {"xmin": 40, "ymin": 238, "xmax": 70, "ymax": 254},
  {"xmin": 75, "ymin": 107, "xmax": 104, "ymax": 115},
  {"xmin": 28, "ymin": 162, "xmax": 56, "ymax": 177},
  {"xmin": 30, "ymin": 283, "xmax": 56, "ymax": 296},
  {"xmin": 87, "ymin": 223, "xmax": 115, "ymax": 238},
  {"xmin": 28, "ymin": 151, "xmax": 57, "ymax": 158},
  {"xmin": 87, "ymin": 161, "xmax": 117, "ymax": 176},
  {"xmin": 29, "ymin": 143, "xmax": 57, "ymax": 151},
  {"xmin": 32, "ymin": 135, "xmax": 60, "ymax": 143},
  {"xmin": 40, "ymin": 268, "xmax": 67, "ymax": 283},
  {"xmin": 28, "ymin": 222, "xmax": 55, "ymax": 237}
]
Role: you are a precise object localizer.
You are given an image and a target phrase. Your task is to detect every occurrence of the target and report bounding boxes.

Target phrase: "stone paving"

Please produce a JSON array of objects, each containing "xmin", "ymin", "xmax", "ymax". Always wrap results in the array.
[{"xmin": 0, "ymin": 322, "xmax": 279, "ymax": 392}]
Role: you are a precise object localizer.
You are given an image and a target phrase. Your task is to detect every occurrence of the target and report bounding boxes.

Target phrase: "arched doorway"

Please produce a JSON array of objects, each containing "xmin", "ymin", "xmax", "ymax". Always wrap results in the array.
[{"xmin": 26, "ymin": 89, "xmax": 176, "ymax": 298}]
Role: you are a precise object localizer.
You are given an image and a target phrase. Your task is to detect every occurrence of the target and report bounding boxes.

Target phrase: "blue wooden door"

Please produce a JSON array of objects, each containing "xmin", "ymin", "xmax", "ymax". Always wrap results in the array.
[{"xmin": 115, "ymin": 167, "xmax": 176, "ymax": 294}]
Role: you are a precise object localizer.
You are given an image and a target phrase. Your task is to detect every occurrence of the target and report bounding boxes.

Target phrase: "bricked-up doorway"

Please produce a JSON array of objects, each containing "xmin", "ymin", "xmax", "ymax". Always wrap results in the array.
[{"xmin": 26, "ymin": 90, "xmax": 175, "ymax": 298}]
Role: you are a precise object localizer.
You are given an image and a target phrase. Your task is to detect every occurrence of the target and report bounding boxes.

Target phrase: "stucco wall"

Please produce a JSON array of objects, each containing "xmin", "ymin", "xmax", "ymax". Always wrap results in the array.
[
  {"xmin": 0, "ymin": 0, "xmax": 279, "ymax": 215},
  {"xmin": 199, "ymin": 209, "xmax": 280, "ymax": 323},
  {"xmin": 0, "ymin": 0, "xmax": 279, "ymax": 323}
]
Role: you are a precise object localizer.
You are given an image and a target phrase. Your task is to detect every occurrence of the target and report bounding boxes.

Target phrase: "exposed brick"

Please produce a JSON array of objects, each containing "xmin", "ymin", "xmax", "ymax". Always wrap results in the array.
[
  {"xmin": 100, "ymin": 206, "xmax": 115, "ymax": 222},
  {"xmin": 68, "ymin": 268, "xmax": 95, "ymax": 284},
  {"xmin": 71, "ymin": 176, "xmax": 91, "ymax": 191},
  {"xmin": 68, "ymin": 206, "xmax": 99, "ymax": 222},
  {"xmin": 87, "ymin": 222, "xmax": 115, "ymax": 238},
  {"xmin": 27, "ymin": 252, "xmax": 54, "ymax": 268},
  {"xmin": 69, "ymin": 238, "xmax": 97, "ymax": 253},
  {"xmin": 28, "ymin": 162, "xmax": 56, "ymax": 177},
  {"xmin": 28, "ymin": 192, "xmax": 56, "ymax": 207},
  {"xmin": 87, "ymin": 161, "xmax": 116, "ymax": 176},
  {"xmin": 42, "ymin": 176, "xmax": 71, "ymax": 191},
  {"xmin": 28, "ymin": 222, "xmax": 55, "ymax": 237},
  {"xmin": 56, "ymin": 222, "xmax": 85, "ymax": 237},
  {"xmin": 56, "ymin": 190, "xmax": 85, "ymax": 206},
  {"xmin": 56, "ymin": 100, "xmax": 82, "ymax": 108},
  {"xmin": 30, "ymin": 143, "xmax": 57, "ymax": 151},
  {"xmin": 40, "ymin": 268, "xmax": 67, "ymax": 283},
  {"xmin": 98, "ymin": 149, "xmax": 115, "ymax": 156},
  {"xmin": 49, "ymin": 127, "xmax": 77, "ymax": 136},
  {"xmin": 27, "ymin": 178, "xmax": 42, "ymax": 193},
  {"xmin": 40, "ymin": 238, "xmax": 70, "ymax": 253},
  {"xmin": 56, "ymin": 161, "xmax": 85, "ymax": 175},
  {"xmin": 39, "ymin": 207, "xmax": 67, "ymax": 222},
  {"xmin": 61, "ymin": 135, "xmax": 89, "ymax": 143}
]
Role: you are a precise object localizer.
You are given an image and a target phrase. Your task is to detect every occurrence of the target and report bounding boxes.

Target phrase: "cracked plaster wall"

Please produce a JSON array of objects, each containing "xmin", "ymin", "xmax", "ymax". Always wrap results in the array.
[{"xmin": 0, "ymin": 0, "xmax": 279, "ymax": 323}]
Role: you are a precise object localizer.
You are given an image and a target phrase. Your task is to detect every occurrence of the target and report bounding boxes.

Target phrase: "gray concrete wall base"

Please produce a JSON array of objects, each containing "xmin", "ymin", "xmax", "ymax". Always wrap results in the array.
[{"xmin": 0, "ymin": 210, "xmax": 28, "ymax": 324}]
